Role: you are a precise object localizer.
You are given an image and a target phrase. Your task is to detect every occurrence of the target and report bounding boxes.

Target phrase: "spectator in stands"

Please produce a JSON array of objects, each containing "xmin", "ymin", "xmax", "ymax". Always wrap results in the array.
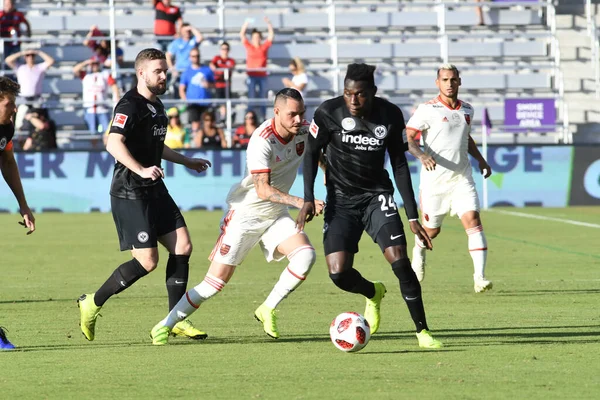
[
  {"xmin": 153, "ymin": 0, "xmax": 183, "ymax": 52},
  {"xmin": 22, "ymin": 108, "xmax": 57, "ymax": 151},
  {"xmin": 282, "ymin": 57, "xmax": 308, "ymax": 98},
  {"xmin": 84, "ymin": 25, "xmax": 125, "ymax": 69},
  {"xmin": 5, "ymin": 49, "xmax": 55, "ymax": 130},
  {"xmin": 210, "ymin": 41, "xmax": 236, "ymax": 99},
  {"xmin": 232, "ymin": 110, "xmax": 259, "ymax": 149},
  {"xmin": 0, "ymin": 0, "xmax": 31, "ymax": 62},
  {"xmin": 240, "ymin": 16, "xmax": 274, "ymax": 119},
  {"xmin": 476, "ymin": 0, "xmax": 485, "ymax": 26},
  {"xmin": 179, "ymin": 48, "xmax": 214, "ymax": 136},
  {"xmin": 165, "ymin": 107, "xmax": 191, "ymax": 149},
  {"xmin": 193, "ymin": 109, "xmax": 228, "ymax": 149},
  {"xmin": 166, "ymin": 22, "xmax": 203, "ymax": 98},
  {"xmin": 73, "ymin": 57, "xmax": 120, "ymax": 147}
]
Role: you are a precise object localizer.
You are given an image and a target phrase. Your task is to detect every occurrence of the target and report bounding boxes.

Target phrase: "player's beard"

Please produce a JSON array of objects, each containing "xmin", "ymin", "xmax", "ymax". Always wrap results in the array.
[{"xmin": 146, "ymin": 79, "xmax": 167, "ymax": 96}]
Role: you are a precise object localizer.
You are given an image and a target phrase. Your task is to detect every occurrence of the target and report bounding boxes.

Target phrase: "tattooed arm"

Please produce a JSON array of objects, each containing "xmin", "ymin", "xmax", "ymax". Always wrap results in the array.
[{"xmin": 252, "ymin": 172, "xmax": 304, "ymax": 208}]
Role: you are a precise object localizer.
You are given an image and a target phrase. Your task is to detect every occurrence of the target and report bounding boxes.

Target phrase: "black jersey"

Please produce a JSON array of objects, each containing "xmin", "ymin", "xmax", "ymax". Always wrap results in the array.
[
  {"xmin": 0, "ymin": 122, "xmax": 15, "ymax": 154},
  {"xmin": 109, "ymin": 88, "xmax": 169, "ymax": 200},
  {"xmin": 303, "ymin": 96, "xmax": 419, "ymax": 220}
]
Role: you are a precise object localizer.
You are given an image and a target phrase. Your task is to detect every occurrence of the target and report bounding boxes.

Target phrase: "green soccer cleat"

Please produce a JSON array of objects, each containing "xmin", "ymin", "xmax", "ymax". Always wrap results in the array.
[
  {"xmin": 151, "ymin": 324, "xmax": 171, "ymax": 345},
  {"xmin": 416, "ymin": 329, "xmax": 443, "ymax": 349},
  {"xmin": 172, "ymin": 319, "xmax": 208, "ymax": 340},
  {"xmin": 77, "ymin": 293, "xmax": 102, "ymax": 341},
  {"xmin": 364, "ymin": 281, "xmax": 386, "ymax": 334},
  {"xmin": 254, "ymin": 304, "xmax": 279, "ymax": 339}
]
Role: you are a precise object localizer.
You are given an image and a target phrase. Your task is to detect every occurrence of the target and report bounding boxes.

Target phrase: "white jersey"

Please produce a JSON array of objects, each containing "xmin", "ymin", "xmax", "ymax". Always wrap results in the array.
[
  {"xmin": 406, "ymin": 96, "xmax": 475, "ymax": 194},
  {"xmin": 225, "ymin": 118, "xmax": 308, "ymax": 217}
]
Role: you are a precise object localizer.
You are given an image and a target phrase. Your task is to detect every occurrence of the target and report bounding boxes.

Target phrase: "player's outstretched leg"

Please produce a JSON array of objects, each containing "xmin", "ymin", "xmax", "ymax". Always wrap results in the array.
[
  {"xmin": 412, "ymin": 235, "xmax": 427, "ymax": 282},
  {"xmin": 466, "ymin": 225, "xmax": 492, "ymax": 293},
  {"xmin": 0, "ymin": 326, "xmax": 15, "ymax": 350},
  {"xmin": 255, "ymin": 245, "xmax": 316, "ymax": 339},
  {"xmin": 164, "ymin": 254, "xmax": 207, "ymax": 340},
  {"xmin": 151, "ymin": 272, "xmax": 227, "ymax": 345},
  {"xmin": 391, "ymin": 258, "xmax": 442, "ymax": 349},
  {"xmin": 78, "ymin": 258, "xmax": 149, "ymax": 341}
]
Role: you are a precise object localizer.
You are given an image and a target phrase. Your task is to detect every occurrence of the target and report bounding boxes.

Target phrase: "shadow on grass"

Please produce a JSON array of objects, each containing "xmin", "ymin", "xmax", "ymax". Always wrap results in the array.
[
  {"xmin": 495, "ymin": 289, "xmax": 600, "ymax": 296},
  {"xmin": 0, "ymin": 295, "xmax": 167, "ymax": 304}
]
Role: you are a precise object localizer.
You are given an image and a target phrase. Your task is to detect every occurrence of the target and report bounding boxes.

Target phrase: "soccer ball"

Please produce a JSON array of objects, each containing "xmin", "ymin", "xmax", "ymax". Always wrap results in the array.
[{"xmin": 329, "ymin": 312, "xmax": 371, "ymax": 352}]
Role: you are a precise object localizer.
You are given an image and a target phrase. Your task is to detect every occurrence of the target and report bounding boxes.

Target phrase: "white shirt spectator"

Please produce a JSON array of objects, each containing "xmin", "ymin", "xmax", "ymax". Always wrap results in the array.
[
  {"xmin": 291, "ymin": 72, "xmax": 308, "ymax": 98},
  {"xmin": 81, "ymin": 71, "xmax": 116, "ymax": 114},
  {"xmin": 16, "ymin": 63, "xmax": 48, "ymax": 98}
]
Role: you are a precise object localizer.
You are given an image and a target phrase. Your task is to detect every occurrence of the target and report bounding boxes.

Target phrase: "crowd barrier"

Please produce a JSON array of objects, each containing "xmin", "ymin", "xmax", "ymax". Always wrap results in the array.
[{"xmin": 1, "ymin": 145, "xmax": 599, "ymax": 213}]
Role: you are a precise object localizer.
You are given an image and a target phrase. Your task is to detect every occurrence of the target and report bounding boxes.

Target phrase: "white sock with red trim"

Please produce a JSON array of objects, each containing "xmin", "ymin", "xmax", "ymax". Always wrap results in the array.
[
  {"xmin": 263, "ymin": 245, "xmax": 316, "ymax": 309},
  {"xmin": 466, "ymin": 225, "xmax": 488, "ymax": 278},
  {"xmin": 414, "ymin": 235, "xmax": 427, "ymax": 257},
  {"xmin": 160, "ymin": 273, "xmax": 226, "ymax": 328}
]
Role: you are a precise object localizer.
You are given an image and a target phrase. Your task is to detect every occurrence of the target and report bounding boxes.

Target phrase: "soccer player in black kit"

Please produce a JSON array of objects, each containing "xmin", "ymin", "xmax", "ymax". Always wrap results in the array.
[
  {"xmin": 0, "ymin": 77, "xmax": 36, "ymax": 350},
  {"xmin": 296, "ymin": 64, "xmax": 442, "ymax": 349},
  {"xmin": 78, "ymin": 49, "xmax": 212, "ymax": 341}
]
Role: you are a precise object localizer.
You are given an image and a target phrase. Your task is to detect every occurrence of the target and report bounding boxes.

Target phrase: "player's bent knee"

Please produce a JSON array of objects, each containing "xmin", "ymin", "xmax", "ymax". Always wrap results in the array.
[
  {"xmin": 288, "ymin": 246, "xmax": 316, "ymax": 278},
  {"xmin": 133, "ymin": 253, "xmax": 159, "ymax": 272},
  {"xmin": 177, "ymin": 240, "xmax": 193, "ymax": 256}
]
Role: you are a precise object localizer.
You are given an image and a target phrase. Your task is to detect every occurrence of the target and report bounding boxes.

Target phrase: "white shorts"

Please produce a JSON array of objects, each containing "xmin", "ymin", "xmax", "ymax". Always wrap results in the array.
[
  {"xmin": 209, "ymin": 208, "xmax": 300, "ymax": 266},
  {"xmin": 419, "ymin": 178, "xmax": 480, "ymax": 229}
]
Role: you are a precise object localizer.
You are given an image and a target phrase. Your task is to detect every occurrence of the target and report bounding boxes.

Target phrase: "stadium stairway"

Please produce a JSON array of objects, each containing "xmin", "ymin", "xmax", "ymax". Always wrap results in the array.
[{"xmin": 556, "ymin": 0, "xmax": 600, "ymax": 141}]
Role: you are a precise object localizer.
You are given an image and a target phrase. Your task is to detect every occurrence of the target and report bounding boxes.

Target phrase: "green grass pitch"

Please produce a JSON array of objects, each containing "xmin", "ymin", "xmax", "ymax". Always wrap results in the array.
[{"xmin": 1, "ymin": 207, "xmax": 599, "ymax": 399}]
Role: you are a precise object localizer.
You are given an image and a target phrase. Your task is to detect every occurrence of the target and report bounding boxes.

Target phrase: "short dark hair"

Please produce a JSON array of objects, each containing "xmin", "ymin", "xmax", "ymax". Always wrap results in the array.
[
  {"xmin": 0, "ymin": 76, "xmax": 20, "ymax": 99},
  {"xmin": 274, "ymin": 87, "xmax": 303, "ymax": 106},
  {"xmin": 251, "ymin": 28, "xmax": 262, "ymax": 38},
  {"xmin": 134, "ymin": 48, "xmax": 166, "ymax": 70},
  {"xmin": 221, "ymin": 41, "xmax": 230, "ymax": 49},
  {"xmin": 344, "ymin": 63, "xmax": 376, "ymax": 88}
]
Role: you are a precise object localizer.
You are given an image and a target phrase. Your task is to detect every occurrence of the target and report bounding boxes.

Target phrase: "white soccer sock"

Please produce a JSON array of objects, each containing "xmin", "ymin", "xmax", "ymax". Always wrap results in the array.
[
  {"xmin": 414, "ymin": 235, "xmax": 427, "ymax": 258},
  {"xmin": 466, "ymin": 225, "xmax": 488, "ymax": 278},
  {"xmin": 263, "ymin": 245, "xmax": 316, "ymax": 309},
  {"xmin": 160, "ymin": 273, "xmax": 226, "ymax": 328}
]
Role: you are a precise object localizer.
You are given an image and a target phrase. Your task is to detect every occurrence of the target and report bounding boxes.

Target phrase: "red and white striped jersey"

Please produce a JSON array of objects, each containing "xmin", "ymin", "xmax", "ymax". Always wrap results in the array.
[{"xmin": 225, "ymin": 118, "xmax": 308, "ymax": 217}]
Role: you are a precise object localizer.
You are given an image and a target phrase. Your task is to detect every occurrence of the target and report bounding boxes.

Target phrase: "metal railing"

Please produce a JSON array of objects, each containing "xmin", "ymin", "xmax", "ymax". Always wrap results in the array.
[
  {"xmin": 5, "ymin": 0, "xmax": 567, "ymax": 145},
  {"xmin": 586, "ymin": 0, "xmax": 600, "ymax": 99}
]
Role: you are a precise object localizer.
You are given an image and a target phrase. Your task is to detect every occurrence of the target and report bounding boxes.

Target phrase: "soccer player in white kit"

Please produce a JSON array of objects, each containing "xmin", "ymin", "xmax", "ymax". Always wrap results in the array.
[
  {"xmin": 405, "ymin": 64, "xmax": 493, "ymax": 293},
  {"xmin": 150, "ymin": 88, "xmax": 325, "ymax": 344}
]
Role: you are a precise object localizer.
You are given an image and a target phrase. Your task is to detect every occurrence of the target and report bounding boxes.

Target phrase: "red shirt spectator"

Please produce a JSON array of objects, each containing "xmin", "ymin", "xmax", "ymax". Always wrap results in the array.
[
  {"xmin": 232, "ymin": 111, "xmax": 259, "ymax": 149},
  {"xmin": 153, "ymin": 0, "xmax": 182, "ymax": 37},
  {"xmin": 0, "ymin": 0, "xmax": 30, "ymax": 56},
  {"xmin": 210, "ymin": 42, "xmax": 236, "ymax": 98},
  {"xmin": 240, "ymin": 17, "xmax": 274, "ymax": 78},
  {"xmin": 242, "ymin": 37, "xmax": 271, "ymax": 78}
]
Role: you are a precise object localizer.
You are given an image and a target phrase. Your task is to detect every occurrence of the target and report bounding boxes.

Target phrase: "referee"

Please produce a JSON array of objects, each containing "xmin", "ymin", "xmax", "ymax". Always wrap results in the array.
[{"xmin": 78, "ymin": 48, "xmax": 211, "ymax": 341}]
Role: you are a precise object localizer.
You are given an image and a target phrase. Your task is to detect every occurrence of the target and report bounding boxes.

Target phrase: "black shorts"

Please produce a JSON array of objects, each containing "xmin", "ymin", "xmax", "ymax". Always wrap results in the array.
[
  {"xmin": 323, "ymin": 192, "xmax": 407, "ymax": 255},
  {"xmin": 187, "ymin": 104, "xmax": 210, "ymax": 123},
  {"xmin": 111, "ymin": 193, "xmax": 187, "ymax": 251}
]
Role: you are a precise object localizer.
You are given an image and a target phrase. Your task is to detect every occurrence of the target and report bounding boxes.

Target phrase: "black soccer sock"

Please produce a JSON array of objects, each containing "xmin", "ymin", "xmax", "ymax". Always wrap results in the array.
[
  {"xmin": 165, "ymin": 254, "xmax": 190, "ymax": 311},
  {"xmin": 94, "ymin": 258, "xmax": 148, "ymax": 307},
  {"xmin": 329, "ymin": 268, "xmax": 376, "ymax": 299},
  {"xmin": 392, "ymin": 258, "xmax": 429, "ymax": 332}
]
